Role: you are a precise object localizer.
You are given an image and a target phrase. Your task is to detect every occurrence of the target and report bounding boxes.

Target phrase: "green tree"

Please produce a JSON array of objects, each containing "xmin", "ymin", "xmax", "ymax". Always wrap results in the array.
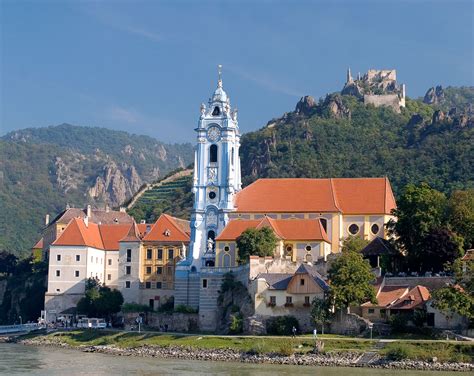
[
  {"xmin": 328, "ymin": 251, "xmax": 377, "ymax": 311},
  {"xmin": 421, "ymin": 228, "xmax": 464, "ymax": 272},
  {"xmin": 236, "ymin": 227, "xmax": 278, "ymax": 264},
  {"xmin": 310, "ymin": 297, "xmax": 332, "ymax": 334},
  {"xmin": 447, "ymin": 189, "xmax": 474, "ymax": 249},
  {"xmin": 341, "ymin": 236, "xmax": 370, "ymax": 253},
  {"xmin": 0, "ymin": 251, "xmax": 18, "ymax": 276},
  {"xmin": 387, "ymin": 183, "xmax": 447, "ymax": 271},
  {"xmin": 432, "ymin": 286, "xmax": 474, "ymax": 327},
  {"xmin": 77, "ymin": 278, "xmax": 124, "ymax": 321}
]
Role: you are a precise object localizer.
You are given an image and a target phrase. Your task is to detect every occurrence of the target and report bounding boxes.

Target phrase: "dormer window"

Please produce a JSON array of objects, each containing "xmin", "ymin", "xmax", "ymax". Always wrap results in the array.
[
  {"xmin": 164, "ymin": 229, "xmax": 171, "ymax": 237},
  {"xmin": 212, "ymin": 106, "xmax": 220, "ymax": 116}
]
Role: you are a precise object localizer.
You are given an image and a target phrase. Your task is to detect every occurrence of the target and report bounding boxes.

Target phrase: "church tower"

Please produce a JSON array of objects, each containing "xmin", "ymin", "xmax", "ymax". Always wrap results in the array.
[{"xmin": 188, "ymin": 65, "xmax": 241, "ymax": 268}]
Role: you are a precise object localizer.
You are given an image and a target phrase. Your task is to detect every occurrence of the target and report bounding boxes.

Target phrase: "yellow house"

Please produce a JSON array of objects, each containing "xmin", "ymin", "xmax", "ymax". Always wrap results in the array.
[{"xmin": 215, "ymin": 216, "xmax": 331, "ymax": 267}]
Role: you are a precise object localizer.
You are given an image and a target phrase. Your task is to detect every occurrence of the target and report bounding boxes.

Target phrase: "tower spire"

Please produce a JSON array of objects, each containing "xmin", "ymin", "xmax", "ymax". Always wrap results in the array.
[{"xmin": 217, "ymin": 64, "xmax": 223, "ymax": 87}]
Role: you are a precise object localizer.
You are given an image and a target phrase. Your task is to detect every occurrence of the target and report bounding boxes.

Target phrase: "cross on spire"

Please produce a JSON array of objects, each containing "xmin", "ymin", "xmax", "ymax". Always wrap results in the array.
[{"xmin": 218, "ymin": 64, "xmax": 223, "ymax": 87}]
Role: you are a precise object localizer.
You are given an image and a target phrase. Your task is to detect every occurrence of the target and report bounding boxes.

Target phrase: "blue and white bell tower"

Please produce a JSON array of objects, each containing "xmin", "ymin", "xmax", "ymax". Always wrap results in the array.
[{"xmin": 189, "ymin": 65, "xmax": 242, "ymax": 268}]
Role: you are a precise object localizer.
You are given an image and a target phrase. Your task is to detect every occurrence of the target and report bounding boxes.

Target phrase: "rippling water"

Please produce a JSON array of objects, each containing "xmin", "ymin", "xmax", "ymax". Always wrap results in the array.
[{"xmin": 0, "ymin": 343, "xmax": 464, "ymax": 376}]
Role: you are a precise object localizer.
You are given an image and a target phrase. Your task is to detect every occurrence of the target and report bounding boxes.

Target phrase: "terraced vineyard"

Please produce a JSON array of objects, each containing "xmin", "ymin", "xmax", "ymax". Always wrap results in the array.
[{"xmin": 126, "ymin": 169, "xmax": 193, "ymax": 223}]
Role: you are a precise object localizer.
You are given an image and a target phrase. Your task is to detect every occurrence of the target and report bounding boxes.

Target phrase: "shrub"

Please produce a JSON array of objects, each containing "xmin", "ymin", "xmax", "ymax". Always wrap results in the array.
[
  {"xmin": 121, "ymin": 303, "xmax": 151, "ymax": 313},
  {"xmin": 389, "ymin": 314, "xmax": 407, "ymax": 333},
  {"xmin": 156, "ymin": 297, "xmax": 174, "ymax": 313},
  {"xmin": 385, "ymin": 344, "xmax": 412, "ymax": 361},
  {"xmin": 174, "ymin": 304, "xmax": 198, "ymax": 314},
  {"xmin": 229, "ymin": 313, "xmax": 243, "ymax": 334},
  {"xmin": 266, "ymin": 315, "xmax": 299, "ymax": 335},
  {"xmin": 247, "ymin": 340, "xmax": 266, "ymax": 355}
]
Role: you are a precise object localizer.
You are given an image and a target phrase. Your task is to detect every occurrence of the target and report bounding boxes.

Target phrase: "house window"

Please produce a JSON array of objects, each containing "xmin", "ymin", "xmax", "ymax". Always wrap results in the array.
[
  {"xmin": 210, "ymin": 144, "xmax": 218, "ymax": 163},
  {"xmin": 368, "ymin": 308, "xmax": 375, "ymax": 314},
  {"xmin": 108, "ymin": 259, "xmax": 112, "ymax": 266},
  {"xmin": 91, "ymin": 256, "xmax": 93, "ymax": 263},
  {"xmin": 146, "ymin": 267, "xmax": 152, "ymax": 275},
  {"xmin": 126, "ymin": 249, "xmax": 132, "ymax": 262},
  {"xmin": 300, "ymin": 278, "xmax": 305, "ymax": 286},
  {"xmin": 145, "ymin": 282, "xmax": 151, "ymax": 289},
  {"xmin": 56, "ymin": 270, "xmax": 60, "ymax": 277},
  {"xmin": 269, "ymin": 296, "xmax": 276, "ymax": 306},
  {"xmin": 304, "ymin": 296, "xmax": 310, "ymax": 305},
  {"xmin": 75, "ymin": 270, "xmax": 80, "ymax": 278},
  {"xmin": 125, "ymin": 281, "xmax": 131, "ymax": 288},
  {"xmin": 202, "ymin": 279, "xmax": 208, "ymax": 288},
  {"xmin": 157, "ymin": 267, "xmax": 163, "ymax": 275},
  {"xmin": 57, "ymin": 254, "xmax": 61, "ymax": 261},
  {"xmin": 349, "ymin": 224, "xmax": 360, "ymax": 235},
  {"xmin": 156, "ymin": 282, "xmax": 162, "ymax": 289},
  {"xmin": 371, "ymin": 224, "xmax": 380, "ymax": 235},
  {"xmin": 147, "ymin": 249, "xmax": 152, "ymax": 260},
  {"xmin": 76, "ymin": 255, "xmax": 80, "ymax": 262},
  {"xmin": 107, "ymin": 274, "xmax": 111, "ymax": 281},
  {"xmin": 168, "ymin": 249, "xmax": 174, "ymax": 260},
  {"xmin": 96, "ymin": 257, "xmax": 98, "ymax": 263},
  {"xmin": 157, "ymin": 249, "xmax": 163, "ymax": 260},
  {"xmin": 285, "ymin": 296, "xmax": 292, "ymax": 305},
  {"xmin": 126, "ymin": 266, "xmax": 131, "ymax": 275}
]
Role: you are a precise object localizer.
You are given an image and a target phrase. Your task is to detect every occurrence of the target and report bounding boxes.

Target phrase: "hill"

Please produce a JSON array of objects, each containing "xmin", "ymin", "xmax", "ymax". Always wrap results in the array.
[
  {"xmin": 0, "ymin": 124, "xmax": 193, "ymax": 256},
  {"xmin": 240, "ymin": 90, "xmax": 473, "ymax": 195}
]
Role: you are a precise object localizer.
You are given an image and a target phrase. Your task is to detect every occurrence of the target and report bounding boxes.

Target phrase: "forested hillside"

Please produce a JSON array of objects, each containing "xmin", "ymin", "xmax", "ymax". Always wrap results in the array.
[
  {"xmin": 240, "ymin": 92, "xmax": 473, "ymax": 195},
  {"xmin": 0, "ymin": 124, "xmax": 193, "ymax": 256}
]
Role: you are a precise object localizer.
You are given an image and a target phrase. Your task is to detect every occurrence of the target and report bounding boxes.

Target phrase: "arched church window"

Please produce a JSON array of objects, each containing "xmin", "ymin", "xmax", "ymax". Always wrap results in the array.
[
  {"xmin": 212, "ymin": 106, "xmax": 220, "ymax": 116},
  {"xmin": 319, "ymin": 218, "xmax": 327, "ymax": 232},
  {"xmin": 210, "ymin": 144, "xmax": 218, "ymax": 163}
]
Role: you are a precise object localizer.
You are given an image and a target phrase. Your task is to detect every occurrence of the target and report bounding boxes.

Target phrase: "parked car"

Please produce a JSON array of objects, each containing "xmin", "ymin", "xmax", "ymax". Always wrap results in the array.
[{"xmin": 77, "ymin": 318, "xmax": 107, "ymax": 329}]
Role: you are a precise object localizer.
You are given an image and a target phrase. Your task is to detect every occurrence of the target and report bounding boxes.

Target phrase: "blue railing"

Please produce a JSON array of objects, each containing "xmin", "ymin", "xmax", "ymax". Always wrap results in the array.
[{"xmin": 0, "ymin": 323, "xmax": 40, "ymax": 334}]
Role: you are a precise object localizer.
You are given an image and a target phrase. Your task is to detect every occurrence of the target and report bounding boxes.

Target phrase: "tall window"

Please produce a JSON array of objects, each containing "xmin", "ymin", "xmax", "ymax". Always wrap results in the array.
[
  {"xmin": 76, "ymin": 255, "xmax": 80, "ymax": 262},
  {"xmin": 146, "ymin": 267, "xmax": 152, "ymax": 275},
  {"xmin": 231, "ymin": 147, "xmax": 234, "ymax": 166},
  {"xmin": 157, "ymin": 249, "xmax": 163, "ymax": 260},
  {"xmin": 126, "ymin": 266, "xmax": 131, "ymax": 275},
  {"xmin": 157, "ymin": 266, "xmax": 163, "ymax": 275},
  {"xmin": 125, "ymin": 281, "xmax": 131, "ymax": 288},
  {"xmin": 319, "ymin": 218, "xmax": 328, "ymax": 232},
  {"xmin": 212, "ymin": 106, "xmax": 220, "ymax": 116},
  {"xmin": 126, "ymin": 249, "xmax": 132, "ymax": 262},
  {"xmin": 168, "ymin": 249, "xmax": 174, "ymax": 260},
  {"xmin": 146, "ymin": 249, "xmax": 152, "ymax": 260},
  {"xmin": 210, "ymin": 144, "xmax": 218, "ymax": 163},
  {"xmin": 57, "ymin": 254, "xmax": 61, "ymax": 261}
]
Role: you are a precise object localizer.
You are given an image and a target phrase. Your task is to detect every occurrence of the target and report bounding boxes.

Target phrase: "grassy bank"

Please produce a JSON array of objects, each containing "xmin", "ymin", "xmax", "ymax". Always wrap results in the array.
[{"xmin": 19, "ymin": 330, "xmax": 474, "ymax": 363}]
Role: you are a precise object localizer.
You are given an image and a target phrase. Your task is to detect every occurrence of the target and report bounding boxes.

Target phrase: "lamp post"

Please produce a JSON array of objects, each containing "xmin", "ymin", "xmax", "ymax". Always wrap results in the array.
[{"xmin": 368, "ymin": 323, "xmax": 373, "ymax": 340}]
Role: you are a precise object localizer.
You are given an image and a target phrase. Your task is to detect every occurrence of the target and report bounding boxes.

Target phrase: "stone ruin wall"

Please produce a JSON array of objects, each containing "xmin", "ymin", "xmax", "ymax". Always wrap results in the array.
[{"xmin": 364, "ymin": 94, "xmax": 402, "ymax": 113}]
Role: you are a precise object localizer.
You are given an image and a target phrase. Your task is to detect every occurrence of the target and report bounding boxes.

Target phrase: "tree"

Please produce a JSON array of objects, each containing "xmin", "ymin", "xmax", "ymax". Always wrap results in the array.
[
  {"xmin": 421, "ymin": 227, "xmax": 464, "ymax": 272},
  {"xmin": 341, "ymin": 236, "xmax": 370, "ymax": 253},
  {"xmin": 236, "ymin": 227, "xmax": 278, "ymax": 264},
  {"xmin": 310, "ymin": 297, "xmax": 332, "ymax": 334},
  {"xmin": 0, "ymin": 251, "xmax": 18, "ymax": 276},
  {"xmin": 447, "ymin": 189, "xmax": 474, "ymax": 249},
  {"xmin": 77, "ymin": 278, "xmax": 124, "ymax": 321},
  {"xmin": 387, "ymin": 183, "xmax": 447, "ymax": 270},
  {"xmin": 432, "ymin": 286, "xmax": 474, "ymax": 327},
  {"xmin": 328, "ymin": 251, "xmax": 377, "ymax": 311}
]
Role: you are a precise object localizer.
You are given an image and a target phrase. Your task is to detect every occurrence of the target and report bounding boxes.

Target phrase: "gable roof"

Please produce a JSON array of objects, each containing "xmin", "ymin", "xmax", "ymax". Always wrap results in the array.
[
  {"xmin": 49, "ymin": 207, "xmax": 133, "ymax": 227},
  {"xmin": 257, "ymin": 264, "xmax": 329, "ymax": 292},
  {"xmin": 32, "ymin": 237, "xmax": 44, "ymax": 249},
  {"xmin": 142, "ymin": 214, "xmax": 190, "ymax": 242},
  {"xmin": 234, "ymin": 177, "xmax": 396, "ymax": 214},
  {"xmin": 362, "ymin": 284, "xmax": 430, "ymax": 310},
  {"xmin": 120, "ymin": 221, "xmax": 142, "ymax": 242},
  {"xmin": 295, "ymin": 263, "xmax": 330, "ymax": 291},
  {"xmin": 216, "ymin": 217, "xmax": 330, "ymax": 242},
  {"xmin": 361, "ymin": 237, "xmax": 397, "ymax": 257},
  {"xmin": 52, "ymin": 218, "xmax": 136, "ymax": 251}
]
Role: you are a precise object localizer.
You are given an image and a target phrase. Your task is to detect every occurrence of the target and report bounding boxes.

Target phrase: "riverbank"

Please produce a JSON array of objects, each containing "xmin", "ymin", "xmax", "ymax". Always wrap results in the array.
[{"xmin": 8, "ymin": 330, "xmax": 474, "ymax": 372}]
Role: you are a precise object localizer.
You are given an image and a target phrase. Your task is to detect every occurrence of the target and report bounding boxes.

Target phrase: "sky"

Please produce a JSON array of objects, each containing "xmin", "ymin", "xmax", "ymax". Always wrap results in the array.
[{"xmin": 1, "ymin": 0, "xmax": 473, "ymax": 143}]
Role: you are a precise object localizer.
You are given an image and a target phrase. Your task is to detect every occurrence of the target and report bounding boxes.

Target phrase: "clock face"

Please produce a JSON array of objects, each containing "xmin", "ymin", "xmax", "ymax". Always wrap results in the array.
[{"xmin": 207, "ymin": 126, "xmax": 221, "ymax": 142}]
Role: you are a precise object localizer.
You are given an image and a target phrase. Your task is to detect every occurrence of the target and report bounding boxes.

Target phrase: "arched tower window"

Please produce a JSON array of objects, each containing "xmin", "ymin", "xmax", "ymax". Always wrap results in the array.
[
  {"xmin": 319, "ymin": 218, "xmax": 328, "ymax": 232},
  {"xmin": 212, "ymin": 106, "xmax": 220, "ymax": 116},
  {"xmin": 210, "ymin": 144, "xmax": 218, "ymax": 163},
  {"xmin": 207, "ymin": 230, "xmax": 215, "ymax": 241},
  {"xmin": 231, "ymin": 147, "xmax": 234, "ymax": 166}
]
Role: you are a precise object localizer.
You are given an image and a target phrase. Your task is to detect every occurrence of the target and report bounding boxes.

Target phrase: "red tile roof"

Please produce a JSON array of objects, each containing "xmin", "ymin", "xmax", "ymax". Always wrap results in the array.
[
  {"xmin": 99, "ymin": 224, "xmax": 133, "ymax": 250},
  {"xmin": 234, "ymin": 177, "xmax": 396, "ymax": 214},
  {"xmin": 216, "ymin": 217, "xmax": 330, "ymax": 242},
  {"xmin": 363, "ymin": 284, "xmax": 430, "ymax": 310},
  {"xmin": 142, "ymin": 214, "xmax": 190, "ymax": 242},
  {"xmin": 32, "ymin": 237, "xmax": 44, "ymax": 249}
]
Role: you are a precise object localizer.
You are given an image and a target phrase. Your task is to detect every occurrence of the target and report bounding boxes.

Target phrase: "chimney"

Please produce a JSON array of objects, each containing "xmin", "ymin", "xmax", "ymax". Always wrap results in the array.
[
  {"xmin": 84, "ymin": 216, "xmax": 89, "ymax": 227},
  {"xmin": 45, "ymin": 214, "xmax": 50, "ymax": 226},
  {"xmin": 140, "ymin": 220, "xmax": 146, "ymax": 224},
  {"xmin": 119, "ymin": 206, "xmax": 126, "ymax": 213},
  {"xmin": 86, "ymin": 204, "xmax": 92, "ymax": 217}
]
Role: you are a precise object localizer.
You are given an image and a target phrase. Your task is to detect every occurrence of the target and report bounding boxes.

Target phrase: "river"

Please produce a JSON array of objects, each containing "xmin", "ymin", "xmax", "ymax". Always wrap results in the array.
[{"xmin": 0, "ymin": 343, "xmax": 465, "ymax": 376}]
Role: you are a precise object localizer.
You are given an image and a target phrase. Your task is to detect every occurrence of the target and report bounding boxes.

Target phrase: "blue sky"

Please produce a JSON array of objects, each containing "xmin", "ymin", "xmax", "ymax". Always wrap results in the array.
[{"xmin": 1, "ymin": 0, "xmax": 473, "ymax": 142}]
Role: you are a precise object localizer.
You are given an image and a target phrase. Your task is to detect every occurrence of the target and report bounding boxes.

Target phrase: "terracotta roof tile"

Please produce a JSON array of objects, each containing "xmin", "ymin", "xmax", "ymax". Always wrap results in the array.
[
  {"xmin": 99, "ymin": 224, "xmax": 133, "ymax": 250},
  {"xmin": 120, "ymin": 222, "xmax": 142, "ymax": 242},
  {"xmin": 49, "ymin": 207, "xmax": 133, "ymax": 227},
  {"xmin": 235, "ymin": 177, "xmax": 396, "ymax": 214},
  {"xmin": 32, "ymin": 237, "xmax": 44, "ymax": 249},
  {"xmin": 216, "ymin": 218, "xmax": 330, "ymax": 242},
  {"xmin": 142, "ymin": 214, "xmax": 190, "ymax": 242},
  {"xmin": 52, "ymin": 218, "xmax": 104, "ymax": 249}
]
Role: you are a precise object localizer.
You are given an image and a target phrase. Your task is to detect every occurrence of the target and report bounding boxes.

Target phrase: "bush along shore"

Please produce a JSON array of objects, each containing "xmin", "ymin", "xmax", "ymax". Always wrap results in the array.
[{"xmin": 7, "ymin": 331, "xmax": 474, "ymax": 372}]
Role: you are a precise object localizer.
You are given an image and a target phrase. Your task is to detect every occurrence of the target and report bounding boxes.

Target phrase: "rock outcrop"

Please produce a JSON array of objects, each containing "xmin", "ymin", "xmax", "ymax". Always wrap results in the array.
[
  {"xmin": 424, "ymin": 85, "xmax": 445, "ymax": 105},
  {"xmin": 295, "ymin": 96, "xmax": 317, "ymax": 116}
]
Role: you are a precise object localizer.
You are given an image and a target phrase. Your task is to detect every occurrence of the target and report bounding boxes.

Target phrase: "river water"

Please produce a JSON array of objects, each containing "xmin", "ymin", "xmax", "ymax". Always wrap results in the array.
[{"xmin": 0, "ymin": 343, "xmax": 464, "ymax": 376}]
